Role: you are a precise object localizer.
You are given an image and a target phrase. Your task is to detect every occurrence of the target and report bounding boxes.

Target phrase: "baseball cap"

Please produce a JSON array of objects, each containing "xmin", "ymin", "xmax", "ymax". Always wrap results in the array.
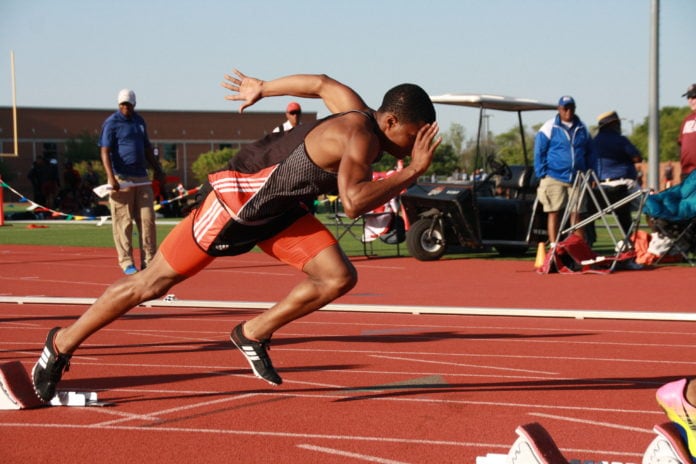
[
  {"xmin": 682, "ymin": 84, "xmax": 696, "ymax": 99},
  {"xmin": 118, "ymin": 89, "xmax": 136, "ymax": 106},
  {"xmin": 286, "ymin": 101, "xmax": 301, "ymax": 113},
  {"xmin": 597, "ymin": 110, "xmax": 620, "ymax": 128},
  {"xmin": 558, "ymin": 96, "xmax": 575, "ymax": 107}
]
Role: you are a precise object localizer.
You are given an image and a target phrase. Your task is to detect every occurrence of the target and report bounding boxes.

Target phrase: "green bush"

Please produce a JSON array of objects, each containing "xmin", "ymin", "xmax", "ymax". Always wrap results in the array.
[{"xmin": 191, "ymin": 148, "xmax": 238, "ymax": 184}]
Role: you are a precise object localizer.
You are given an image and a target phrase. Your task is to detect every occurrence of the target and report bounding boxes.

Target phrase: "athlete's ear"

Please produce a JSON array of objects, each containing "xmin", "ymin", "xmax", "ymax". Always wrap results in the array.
[{"xmin": 384, "ymin": 112, "xmax": 399, "ymax": 129}]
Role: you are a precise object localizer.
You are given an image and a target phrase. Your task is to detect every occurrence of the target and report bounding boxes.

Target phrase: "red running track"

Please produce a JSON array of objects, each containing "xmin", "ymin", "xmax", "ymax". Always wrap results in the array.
[{"xmin": 0, "ymin": 245, "xmax": 695, "ymax": 463}]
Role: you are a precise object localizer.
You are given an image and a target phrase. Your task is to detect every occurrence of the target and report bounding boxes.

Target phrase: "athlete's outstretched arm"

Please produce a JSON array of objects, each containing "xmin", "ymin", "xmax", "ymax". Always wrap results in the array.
[{"xmin": 221, "ymin": 69, "xmax": 368, "ymax": 115}]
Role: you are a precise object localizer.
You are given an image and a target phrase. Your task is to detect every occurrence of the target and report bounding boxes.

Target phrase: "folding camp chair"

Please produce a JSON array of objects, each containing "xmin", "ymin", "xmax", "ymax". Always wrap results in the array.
[
  {"xmin": 557, "ymin": 170, "xmax": 649, "ymax": 271},
  {"xmin": 643, "ymin": 171, "xmax": 696, "ymax": 266},
  {"xmin": 329, "ymin": 196, "xmax": 402, "ymax": 257},
  {"xmin": 648, "ymin": 218, "xmax": 696, "ymax": 266}
]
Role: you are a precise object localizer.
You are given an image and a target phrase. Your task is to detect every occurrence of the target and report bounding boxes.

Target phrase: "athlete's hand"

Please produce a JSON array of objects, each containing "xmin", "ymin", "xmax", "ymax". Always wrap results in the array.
[
  {"xmin": 409, "ymin": 122, "xmax": 441, "ymax": 175},
  {"xmin": 221, "ymin": 69, "xmax": 263, "ymax": 113}
]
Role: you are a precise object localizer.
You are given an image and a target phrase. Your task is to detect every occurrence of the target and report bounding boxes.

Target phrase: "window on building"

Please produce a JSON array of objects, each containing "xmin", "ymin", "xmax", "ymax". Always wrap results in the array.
[
  {"xmin": 162, "ymin": 143, "xmax": 177, "ymax": 168},
  {"xmin": 43, "ymin": 142, "xmax": 58, "ymax": 161}
]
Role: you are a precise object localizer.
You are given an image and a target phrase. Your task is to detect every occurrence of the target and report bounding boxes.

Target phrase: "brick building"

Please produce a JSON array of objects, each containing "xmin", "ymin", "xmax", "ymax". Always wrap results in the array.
[{"xmin": 0, "ymin": 106, "xmax": 316, "ymax": 199}]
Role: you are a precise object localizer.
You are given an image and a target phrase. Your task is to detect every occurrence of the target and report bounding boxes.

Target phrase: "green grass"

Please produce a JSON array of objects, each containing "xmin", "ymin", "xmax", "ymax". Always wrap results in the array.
[
  {"xmin": 0, "ymin": 200, "xmax": 644, "ymax": 260},
  {"xmin": 0, "ymin": 221, "xmax": 178, "ymax": 248}
]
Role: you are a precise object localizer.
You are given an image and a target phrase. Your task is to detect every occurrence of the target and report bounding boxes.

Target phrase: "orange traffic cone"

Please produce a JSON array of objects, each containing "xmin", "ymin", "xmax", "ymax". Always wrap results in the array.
[{"xmin": 534, "ymin": 242, "xmax": 546, "ymax": 269}]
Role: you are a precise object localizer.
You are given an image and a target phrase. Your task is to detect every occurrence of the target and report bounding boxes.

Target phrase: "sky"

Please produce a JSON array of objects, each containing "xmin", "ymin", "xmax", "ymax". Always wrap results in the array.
[{"xmin": 0, "ymin": 0, "xmax": 694, "ymax": 140}]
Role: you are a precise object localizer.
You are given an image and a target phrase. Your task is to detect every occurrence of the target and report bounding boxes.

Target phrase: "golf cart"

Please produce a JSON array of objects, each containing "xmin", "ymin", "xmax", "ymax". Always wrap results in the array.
[{"xmin": 401, "ymin": 94, "xmax": 557, "ymax": 261}]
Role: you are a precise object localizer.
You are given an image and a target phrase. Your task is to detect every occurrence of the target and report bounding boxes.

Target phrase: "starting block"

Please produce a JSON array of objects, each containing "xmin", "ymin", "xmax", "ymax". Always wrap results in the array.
[
  {"xmin": 642, "ymin": 423, "xmax": 693, "ymax": 464},
  {"xmin": 477, "ymin": 422, "xmax": 571, "ymax": 464},
  {"xmin": 477, "ymin": 422, "xmax": 641, "ymax": 464},
  {"xmin": 0, "ymin": 361, "xmax": 44, "ymax": 409},
  {"xmin": 0, "ymin": 361, "xmax": 102, "ymax": 409}
]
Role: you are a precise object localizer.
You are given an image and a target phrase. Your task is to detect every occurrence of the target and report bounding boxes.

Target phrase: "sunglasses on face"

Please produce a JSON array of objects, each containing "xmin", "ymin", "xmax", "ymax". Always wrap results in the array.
[{"xmin": 288, "ymin": 111, "xmax": 301, "ymax": 115}]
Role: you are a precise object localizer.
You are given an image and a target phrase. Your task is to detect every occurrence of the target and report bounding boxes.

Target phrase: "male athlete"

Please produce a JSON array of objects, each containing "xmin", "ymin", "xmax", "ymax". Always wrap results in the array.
[{"xmin": 32, "ymin": 69, "xmax": 440, "ymax": 401}]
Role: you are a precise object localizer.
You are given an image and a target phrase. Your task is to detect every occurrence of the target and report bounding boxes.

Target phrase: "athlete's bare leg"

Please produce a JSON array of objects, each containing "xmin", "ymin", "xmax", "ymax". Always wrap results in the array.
[
  {"xmin": 243, "ymin": 244, "xmax": 357, "ymax": 340},
  {"xmin": 53, "ymin": 252, "xmax": 187, "ymax": 354}
]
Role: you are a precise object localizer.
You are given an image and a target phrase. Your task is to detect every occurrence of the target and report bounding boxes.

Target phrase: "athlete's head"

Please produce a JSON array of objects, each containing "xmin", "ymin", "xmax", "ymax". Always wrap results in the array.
[
  {"xmin": 377, "ymin": 83, "xmax": 436, "ymax": 158},
  {"xmin": 378, "ymin": 83, "xmax": 436, "ymax": 125}
]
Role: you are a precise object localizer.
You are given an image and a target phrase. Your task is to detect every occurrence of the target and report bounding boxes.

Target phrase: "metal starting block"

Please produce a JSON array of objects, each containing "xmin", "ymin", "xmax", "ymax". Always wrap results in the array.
[
  {"xmin": 0, "ymin": 361, "xmax": 103, "ymax": 409},
  {"xmin": 477, "ymin": 422, "xmax": 640, "ymax": 464},
  {"xmin": 642, "ymin": 423, "xmax": 693, "ymax": 464}
]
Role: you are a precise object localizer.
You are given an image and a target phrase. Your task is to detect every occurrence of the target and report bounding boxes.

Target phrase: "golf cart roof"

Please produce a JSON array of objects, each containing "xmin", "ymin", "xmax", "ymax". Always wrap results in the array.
[{"xmin": 429, "ymin": 94, "xmax": 557, "ymax": 112}]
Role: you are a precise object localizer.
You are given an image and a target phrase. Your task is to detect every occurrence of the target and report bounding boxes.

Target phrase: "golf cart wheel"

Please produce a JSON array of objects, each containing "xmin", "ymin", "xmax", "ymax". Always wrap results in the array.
[{"xmin": 407, "ymin": 218, "xmax": 446, "ymax": 261}]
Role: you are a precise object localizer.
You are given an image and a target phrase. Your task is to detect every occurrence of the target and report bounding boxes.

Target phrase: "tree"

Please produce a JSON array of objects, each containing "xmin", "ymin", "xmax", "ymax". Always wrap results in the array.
[
  {"xmin": 629, "ymin": 106, "xmax": 690, "ymax": 161},
  {"xmin": 492, "ymin": 125, "xmax": 537, "ymax": 166},
  {"xmin": 63, "ymin": 131, "xmax": 100, "ymax": 162},
  {"xmin": 191, "ymin": 147, "xmax": 238, "ymax": 183}
]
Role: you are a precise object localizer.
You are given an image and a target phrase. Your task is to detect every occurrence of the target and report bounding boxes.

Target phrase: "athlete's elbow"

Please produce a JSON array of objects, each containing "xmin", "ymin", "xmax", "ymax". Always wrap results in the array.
[
  {"xmin": 342, "ymin": 206, "xmax": 361, "ymax": 220},
  {"xmin": 340, "ymin": 200, "xmax": 362, "ymax": 219}
]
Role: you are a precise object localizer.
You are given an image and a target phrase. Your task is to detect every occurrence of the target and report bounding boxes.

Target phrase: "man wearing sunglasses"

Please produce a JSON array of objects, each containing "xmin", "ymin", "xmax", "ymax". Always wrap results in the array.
[{"xmin": 273, "ymin": 101, "xmax": 303, "ymax": 134}]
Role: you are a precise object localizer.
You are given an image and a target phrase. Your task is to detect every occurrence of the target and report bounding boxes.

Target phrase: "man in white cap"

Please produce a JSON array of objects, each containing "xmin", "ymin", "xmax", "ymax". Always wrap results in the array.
[
  {"xmin": 99, "ymin": 89, "xmax": 165, "ymax": 275},
  {"xmin": 272, "ymin": 101, "xmax": 302, "ymax": 133}
]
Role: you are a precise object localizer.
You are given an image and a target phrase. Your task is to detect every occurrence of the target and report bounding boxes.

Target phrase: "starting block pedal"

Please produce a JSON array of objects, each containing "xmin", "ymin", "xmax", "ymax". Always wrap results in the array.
[
  {"xmin": 477, "ymin": 422, "xmax": 570, "ymax": 464},
  {"xmin": 0, "ymin": 361, "xmax": 103, "ymax": 409},
  {"xmin": 477, "ymin": 422, "xmax": 640, "ymax": 464},
  {"xmin": 0, "ymin": 361, "xmax": 44, "ymax": 410},
  {"xmin": 642, "ymin": 423, "xmax": 693, "ymax": 464}
]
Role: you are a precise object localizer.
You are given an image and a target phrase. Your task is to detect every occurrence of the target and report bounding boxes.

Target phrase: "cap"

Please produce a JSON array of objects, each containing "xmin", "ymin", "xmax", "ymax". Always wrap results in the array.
[
  {"xmin": 597, "ymin": 111, "xmax": 620, "ymax": 128},
  {"xmin": 286, "ymin": 101, "xmax": 301, "ymax": 113},
  {"xmin": 117, "ymin": 89, "xmax": 136, "ymax": 106},
  {"xmin": 682, "ymin": 84, "xmax": 696, "ymax": 99},
  {"xmin": 558, "ymin": 95, "xmax": 575, "ymax": 107}
]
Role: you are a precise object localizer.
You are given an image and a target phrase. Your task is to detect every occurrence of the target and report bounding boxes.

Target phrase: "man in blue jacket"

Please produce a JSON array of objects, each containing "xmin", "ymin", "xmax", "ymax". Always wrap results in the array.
[{"xmin": 534, "ymin": 96, "xmax": 594, "ymax": 245}]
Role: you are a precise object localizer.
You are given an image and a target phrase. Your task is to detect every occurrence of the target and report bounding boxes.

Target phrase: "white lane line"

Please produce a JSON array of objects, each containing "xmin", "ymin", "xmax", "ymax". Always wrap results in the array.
[
  {"xmin": 370, "ymin": 354, "xmax": 557, "ymax": 375},
  {"xmin": 297, "ymin": 444, "xmax": 411, "ymax": 464},
  {"xmin": 529, "ymin": 412, "xmax": 654, "ymax": 434},
  {"xmin": 3, "ymin": 296, "xmax": 696, "ymax": 321},
  {"xmin": 0, "ymin": 422, "xmax": 505, "ymax": 448},
  {"xmin": 93, "ymin": 393, "xmax": 259, "ymax": 426}
]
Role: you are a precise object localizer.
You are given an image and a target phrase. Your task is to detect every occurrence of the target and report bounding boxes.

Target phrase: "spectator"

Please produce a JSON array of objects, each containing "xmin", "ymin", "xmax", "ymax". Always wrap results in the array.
[
  {"xmin": 272, "ymin": 101, "xmax": 302, "ymax": 133},
  {"xmin": 591, "ymin": 110, "xmax": 643, "ymax": 236},
  {"xmin": 99, "ymin": 89, "xmax": 165, "ymax": 275},
  {"xmin": 534, "ymin": 96, "xmax": 594, "ymax": 245},
  {"xmin": 679, "ymin": 83, "xmax": 696, "ymax": 182},
  {"xmin": 664, "ymin": 161, "xmax": 674, "ymax": 189},
  {"xmin": 55, "ymin": 160, "xmax": 82, "ymax": 213},
  {"xmin": 79, "ymin": 161, "xmax": 101, "ymax": 211},
  {"xmin": 27, "ymin": 159, "xmax": 44, "ymax": 204},
  {"xmin": 40, "ymin": 157, "xmax": 60, "ymax": 209}
]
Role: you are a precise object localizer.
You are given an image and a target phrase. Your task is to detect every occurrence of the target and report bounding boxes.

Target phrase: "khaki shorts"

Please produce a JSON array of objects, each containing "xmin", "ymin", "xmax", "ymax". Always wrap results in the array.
[{"xmin": 536, "ymin": 176, "xmax": 586, "ymax": 213}]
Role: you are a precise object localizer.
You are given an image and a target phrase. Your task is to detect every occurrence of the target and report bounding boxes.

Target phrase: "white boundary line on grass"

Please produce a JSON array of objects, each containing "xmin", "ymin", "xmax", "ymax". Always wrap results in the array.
[{"xmin": 1, "ymin": 296, "xmax": 695, "ymax": 322}]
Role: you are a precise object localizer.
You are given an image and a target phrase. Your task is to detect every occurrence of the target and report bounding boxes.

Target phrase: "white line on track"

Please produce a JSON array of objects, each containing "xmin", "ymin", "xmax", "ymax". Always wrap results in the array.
[
  {"xmin": 0, "ymin": 421, "xmax": 516, "ymax": 449},
  {"xmin": 297, "ymin": 444, "xmax": 411, "ymax": 464},
  {"xmin": 0, "ymin": 421, "xmax": 644, "ymax": 458},
  {"xmin": 529, "ymin": 412, "xmax": 654, "ymax": 434},
  {"xmin": 94, "ymin": 393, "xmax": 259, "ymax": 426},
  {"xmin": 370, "ymin": 354, "xmax": 558, "ymax": 375},
  {"xmin": 281, "ymin": 347, "xmax": 693, "ymax": 366},
  {"xmin": 3, "ymin": 296, "xmax": 696, "ymax": 321}
]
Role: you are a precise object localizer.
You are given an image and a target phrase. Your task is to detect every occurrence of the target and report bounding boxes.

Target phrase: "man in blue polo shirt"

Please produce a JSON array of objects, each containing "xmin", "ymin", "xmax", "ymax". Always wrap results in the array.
[{"xmin": 99, "ymin": 89, "xmax": 164, "ymax": 275}]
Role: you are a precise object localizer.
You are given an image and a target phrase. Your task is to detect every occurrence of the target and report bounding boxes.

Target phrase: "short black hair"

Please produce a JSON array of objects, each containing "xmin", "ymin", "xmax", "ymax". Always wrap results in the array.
[{"xmin": 378, "ymin": 83, "xmax": 436, "ymax": 124}]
